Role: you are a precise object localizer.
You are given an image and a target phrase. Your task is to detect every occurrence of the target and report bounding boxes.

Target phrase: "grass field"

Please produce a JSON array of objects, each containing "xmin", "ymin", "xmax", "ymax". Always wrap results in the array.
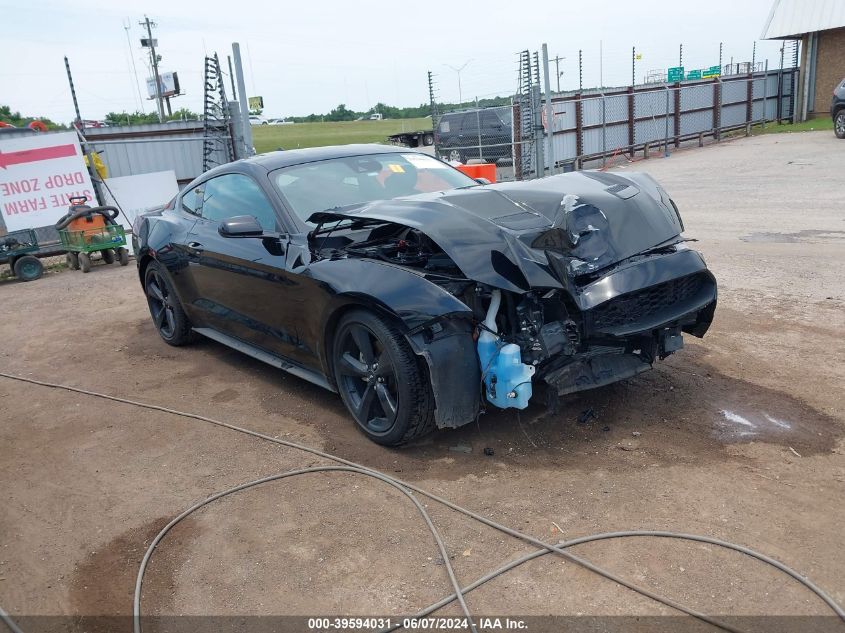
[
  {"xmin": 752, "ymin": 117, "xmax": 834, "ymax": 135},
  {"xmin": 251, "ymin": 117, "xmax": 432, "ymax": 153}
]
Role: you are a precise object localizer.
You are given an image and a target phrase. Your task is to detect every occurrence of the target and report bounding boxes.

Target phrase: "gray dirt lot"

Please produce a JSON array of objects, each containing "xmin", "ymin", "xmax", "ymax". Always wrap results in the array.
[{"xmin": 0, "ymin": 131, "xmax": 843, "ymax": 629}]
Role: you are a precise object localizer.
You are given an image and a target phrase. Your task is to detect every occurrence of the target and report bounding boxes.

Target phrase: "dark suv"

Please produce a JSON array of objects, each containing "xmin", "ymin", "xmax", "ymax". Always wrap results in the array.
[
  {"xmin": 435, "ymin": 106, "xmax": 513, "ymax": 164},
  {"xmin": 833, "ymin": 77, "xmax": 845, "ymax": 139}
]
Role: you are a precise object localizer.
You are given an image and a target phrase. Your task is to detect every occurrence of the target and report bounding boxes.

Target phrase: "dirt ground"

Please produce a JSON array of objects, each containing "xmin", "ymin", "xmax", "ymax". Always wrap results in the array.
[{"xmin": 1, "ymin": 131, "xmax": 843, "ymax": 631}]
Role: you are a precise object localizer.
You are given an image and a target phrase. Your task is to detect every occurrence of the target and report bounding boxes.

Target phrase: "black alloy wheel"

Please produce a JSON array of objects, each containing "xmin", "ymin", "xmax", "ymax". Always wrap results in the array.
[
  {"xmin": 333, "ymin": 311, "xmax": 435, "ymax": 446},
  {"xmin": 144, "ymin": 262, "xmax": 195, "ymax": 345}
]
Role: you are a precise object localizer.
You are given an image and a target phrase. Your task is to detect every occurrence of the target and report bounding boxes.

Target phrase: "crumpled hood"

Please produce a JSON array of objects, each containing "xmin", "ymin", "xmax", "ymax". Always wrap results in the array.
[{"xmin": 310, "ymin": 170, "xmax": 684, "ymax": 293}]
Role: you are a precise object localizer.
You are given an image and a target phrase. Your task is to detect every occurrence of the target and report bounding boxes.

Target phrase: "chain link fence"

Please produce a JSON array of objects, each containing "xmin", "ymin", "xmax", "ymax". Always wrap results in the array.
[{"xmin": 429, "ymin": 42, "xmax": 799, "ymax": 181}]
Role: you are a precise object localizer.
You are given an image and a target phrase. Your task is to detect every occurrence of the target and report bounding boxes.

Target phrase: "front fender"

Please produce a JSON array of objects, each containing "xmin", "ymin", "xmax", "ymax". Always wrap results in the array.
[{"xmin": 311, "ymin": 258, "xmax": 480, "ymax": 429}]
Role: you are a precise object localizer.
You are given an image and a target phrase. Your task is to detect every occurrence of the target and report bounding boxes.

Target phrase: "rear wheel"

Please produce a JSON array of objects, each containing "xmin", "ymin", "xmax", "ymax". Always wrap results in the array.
[
  {"xmin": 423, "ymin": 133, "xmax": 434, "ymax": 146},
  {"xmin": 78, "ymin": 252, "xmax": 92, "ymax": 273},
  {"xmin": 66, "ymin": 252, "xmax": 80, "ymax": 270},
  {"xmin": 144, "ymin": 261, "xmax": 196, "ymax": 346},
  {"xmin": 13, "ymin": 255, "xmax": 43, "ymax": 281},
  {"xmin": 333, "ymin": 310, "xmax": 435, "ymax": 446},
  {"xmin": 117, "ymin": 247, "xmax": 129, "ymax": 266},
  {"xmin": 101, "ymin": 248, "xmax": 115, "ymax": 264},
  {"xmin": 835, "ymin": 110, "xmax": 845, "ymax": 139}
]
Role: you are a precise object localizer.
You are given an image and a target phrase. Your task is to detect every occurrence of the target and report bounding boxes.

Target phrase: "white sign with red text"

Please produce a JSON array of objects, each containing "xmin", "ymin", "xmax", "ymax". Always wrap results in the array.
[{"xmin": 0, "ymin": 131, "xmax": 96, "ymax": 232}]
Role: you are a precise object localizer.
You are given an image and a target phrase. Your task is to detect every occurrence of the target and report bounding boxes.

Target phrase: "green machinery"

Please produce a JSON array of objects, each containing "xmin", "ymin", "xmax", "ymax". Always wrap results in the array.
[{"xmin": 0, "ymin": 229, "xmax": 44, "ymax": 282}]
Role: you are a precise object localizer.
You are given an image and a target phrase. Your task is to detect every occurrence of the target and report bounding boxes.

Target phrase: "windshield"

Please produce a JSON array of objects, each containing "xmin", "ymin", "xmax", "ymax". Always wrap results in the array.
[{"xmin": 272, "ymin": 152, "xmax": 478, "ymax": 224}]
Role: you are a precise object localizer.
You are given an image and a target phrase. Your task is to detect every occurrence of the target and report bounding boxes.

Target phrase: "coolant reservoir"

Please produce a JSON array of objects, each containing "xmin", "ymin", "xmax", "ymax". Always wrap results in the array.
[{"xmin": 477, "ymin": 331, "xmax": 535, "ymax": 409}]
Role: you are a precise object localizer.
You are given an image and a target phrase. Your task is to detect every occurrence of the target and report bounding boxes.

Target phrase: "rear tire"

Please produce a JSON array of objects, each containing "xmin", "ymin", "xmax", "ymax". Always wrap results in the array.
[
  {"xmin": 144, "ymin": 261, "xmax": 196, "ymax": 346},
  {"xmin": 333, "ymin": 310, "xmax": 436, "ymax": 446},
  {"xmin": 835, "ymin": 110, "xmax": 845, "ymax": 139},
  {"xmin": 101, "ymin": 248, "xmax": 115, "ymax": 264},
  {"xmin": 423, "ymin": 133, "xmax": 434, "ymax": 146},
  {"xmin": 117, "ymin": 247, "xmax": 129, "ymax": 266},
  {"xmin": 13, "ymin": 255, "xmax": 43, "ymax": 281},
  {"xmin": 78, "ymin": 252, "xmax": 92, "ymax": 273},
  {"xmin": 66, "ymin": 252, "xmax": 80, "ymax": 270}
]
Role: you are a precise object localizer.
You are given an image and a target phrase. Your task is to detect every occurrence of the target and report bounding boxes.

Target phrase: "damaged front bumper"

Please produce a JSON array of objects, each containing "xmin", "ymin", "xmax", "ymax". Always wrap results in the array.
[{"xmin": 541, "ymin": 248, "xmax": 716, "ymax": 397}]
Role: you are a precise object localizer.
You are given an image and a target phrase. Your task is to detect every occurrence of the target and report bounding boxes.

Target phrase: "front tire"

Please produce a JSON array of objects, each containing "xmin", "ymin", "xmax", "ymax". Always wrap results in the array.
[
  {"xmin": 144, "ymin": 262, "xmax": 196, "ymax": 346},
  {"xmin": 13, "ymin": 255, "xmax": 43, "ymax": 281},
  {"xmin": 333, "ymin": 310, "xmax": 435, "ymax": 446},
  {"xmin": 78, "ymin": 252, "xmax": 92, "ymax": 273},
  {"xmin": 101, "ymin": 248, "xmax": 115, "ymax": 264},
  {"xmin": 835, "ymin": 110, "xmax": 845, "ymax": 139}
]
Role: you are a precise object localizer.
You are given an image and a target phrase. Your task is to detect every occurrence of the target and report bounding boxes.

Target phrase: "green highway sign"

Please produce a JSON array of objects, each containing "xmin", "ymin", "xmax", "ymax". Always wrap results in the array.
[
  {"xmin": 667, "ymin": 66, "xmax": 685, "ymax": 82},
  {"xmin": 686, "ymin": 69, "xmax": 702, "ymax": 80},
  {"xmin": 702, "ymin": 65, "xmax": 722, "ymax": 78}
]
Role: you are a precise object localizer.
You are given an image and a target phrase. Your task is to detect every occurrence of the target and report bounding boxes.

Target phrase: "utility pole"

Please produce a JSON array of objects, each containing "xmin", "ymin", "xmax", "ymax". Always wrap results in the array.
[
  {"xmin": 140, "ymin": 15, "xmax": 164, "ymax": 122},
  {"xmin": 552, "ymin": 55, "xmax": 565, "ymax": 92},
  {"xmin": 64, "ymin": 56, "xmax": 83, "ymax": 129},
  {"xmin": 541, "ymin": 44, "xmax": 556, "ymax": 176}
]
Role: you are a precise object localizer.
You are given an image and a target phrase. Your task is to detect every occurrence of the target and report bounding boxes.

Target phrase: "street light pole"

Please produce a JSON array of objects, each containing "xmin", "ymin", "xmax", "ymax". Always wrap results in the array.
[{"xmin": 445, "ymin": 59, "xmax": 472, "ymax": 107}]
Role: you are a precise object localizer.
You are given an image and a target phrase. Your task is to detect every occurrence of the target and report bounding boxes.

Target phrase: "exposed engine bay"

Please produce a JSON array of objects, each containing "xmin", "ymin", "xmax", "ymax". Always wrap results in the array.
[{"xmin": 308, "ymin": 170, "xmax": 717, "ymax": 420}]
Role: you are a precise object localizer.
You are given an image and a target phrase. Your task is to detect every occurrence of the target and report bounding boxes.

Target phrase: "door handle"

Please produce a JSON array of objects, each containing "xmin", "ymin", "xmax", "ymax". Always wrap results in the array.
[{"xmin": 187, "ymin": 241, "xmax": 204, "ymax": 254}]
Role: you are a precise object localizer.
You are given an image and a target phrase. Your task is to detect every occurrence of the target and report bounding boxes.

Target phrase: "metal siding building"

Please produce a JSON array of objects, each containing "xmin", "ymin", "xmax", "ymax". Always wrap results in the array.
[{"xmin": 762, "ymin": 0, "xmax": 845, "ymax": 119}]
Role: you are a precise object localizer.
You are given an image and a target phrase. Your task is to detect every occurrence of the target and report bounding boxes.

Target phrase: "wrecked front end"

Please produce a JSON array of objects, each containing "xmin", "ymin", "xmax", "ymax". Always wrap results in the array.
[{"xmin": 309, "ymin": 170, "xmax": 717, "ymax": 427}]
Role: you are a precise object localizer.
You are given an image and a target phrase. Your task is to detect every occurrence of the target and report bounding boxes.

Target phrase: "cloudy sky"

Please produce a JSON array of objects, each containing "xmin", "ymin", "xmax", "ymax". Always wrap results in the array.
[{"xmin": 2, "ymin": 0, "xmax": 785, "ymax": 123}]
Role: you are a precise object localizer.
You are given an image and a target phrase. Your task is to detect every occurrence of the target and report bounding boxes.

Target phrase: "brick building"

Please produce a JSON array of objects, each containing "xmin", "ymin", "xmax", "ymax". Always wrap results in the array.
[{"xmin": 762, "ymin": 0, "xmax": 845, "ymax": 120}]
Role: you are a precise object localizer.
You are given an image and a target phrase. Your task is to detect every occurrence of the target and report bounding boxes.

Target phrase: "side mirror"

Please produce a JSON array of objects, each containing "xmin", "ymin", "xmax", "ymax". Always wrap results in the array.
[
  {"xmin": 218, "ymin": 215, "xmax": 264, "ymax": 237},
  {"xmin": 475, "ymin": 177, "xmax": 492, "ymax": 185}
]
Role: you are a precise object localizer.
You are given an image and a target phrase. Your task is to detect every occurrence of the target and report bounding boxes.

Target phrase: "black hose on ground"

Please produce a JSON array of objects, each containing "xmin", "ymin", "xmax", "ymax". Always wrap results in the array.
[{"xmin": 0, "ymin": 371, "xmax": 842, "ymax": 633}]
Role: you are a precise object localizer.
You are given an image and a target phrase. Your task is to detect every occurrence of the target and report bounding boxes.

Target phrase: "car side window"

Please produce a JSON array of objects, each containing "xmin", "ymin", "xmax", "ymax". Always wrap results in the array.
[
  {"xmin": 181, "ymin": 184, "xmax": 203, "ymax": 216},
  {"xmin": 200, "ymin": 174, "xmax": 278, "ymax": 231}
]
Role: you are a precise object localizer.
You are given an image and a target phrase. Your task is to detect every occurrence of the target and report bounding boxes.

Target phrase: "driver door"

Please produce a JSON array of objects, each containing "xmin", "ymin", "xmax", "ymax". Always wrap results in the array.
[{"xmin": 184, "ymin": 173, "xmax": 298, "ymax": 358}]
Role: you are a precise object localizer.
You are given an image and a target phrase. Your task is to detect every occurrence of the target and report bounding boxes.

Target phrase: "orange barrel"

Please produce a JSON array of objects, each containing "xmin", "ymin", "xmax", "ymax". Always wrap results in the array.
[{"xmin": 456, "ymin": 163, "xmax": 497, "ymax": 183}]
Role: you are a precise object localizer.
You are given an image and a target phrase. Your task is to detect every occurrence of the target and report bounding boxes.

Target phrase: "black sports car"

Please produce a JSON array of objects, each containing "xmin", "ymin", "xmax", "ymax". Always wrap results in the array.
[{"xmin": 133, "ymin": 145, "xmax": 716, "ymax": 445}]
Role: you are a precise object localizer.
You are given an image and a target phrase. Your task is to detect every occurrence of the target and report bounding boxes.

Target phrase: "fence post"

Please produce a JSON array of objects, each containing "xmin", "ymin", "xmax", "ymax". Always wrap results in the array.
[
  {"xmin": 627, "ymin": 85, "xmax": 635, "ymax": 158},
  {"xmin": 713, "ymin": 77, "xmax": 722, "ymax": 141},
  {"xmin": 673, "ymin": 83, "xmax": 681, "ymax": 148},
  {"xmin": 745, "ymin": 69, "xmax": 753, "ymax": 135},
  {"xmin": 512, "ymin": 101, "xmax": 523, "ymax": 181},
  {"xmin": 664, "ymin": 85, "xmax": 671, "ymax": 157},
  {"xmin": 541, "ymin": 43, "xmax": 556, "ymax": 175},
  {"xmin": 601, "ymin": 91, "xmax": 607, "ymax": 168},
  {"xmin": 575, "ymin": 93, "xmax": 583, "ymax": 163}
]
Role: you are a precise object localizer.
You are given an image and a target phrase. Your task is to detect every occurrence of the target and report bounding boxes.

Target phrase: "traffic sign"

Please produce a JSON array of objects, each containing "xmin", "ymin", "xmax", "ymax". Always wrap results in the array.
[
  {"xmin": 702, "ymin": 65, "xmax": 722, "ymax": 78},
  {"xmin": 667, "ymin": 66, "xmax": 685, "ymax": 82},
  {"xmin": 686, "ymin": 69, "xmax": 702, "ymax": 80}
]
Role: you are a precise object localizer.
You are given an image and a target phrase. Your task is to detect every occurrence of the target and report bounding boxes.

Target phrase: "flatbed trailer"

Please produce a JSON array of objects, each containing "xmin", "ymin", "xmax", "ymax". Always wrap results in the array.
[{"xmin": 386, "ymin": 130, "xmax": 435, "ymax": 148}]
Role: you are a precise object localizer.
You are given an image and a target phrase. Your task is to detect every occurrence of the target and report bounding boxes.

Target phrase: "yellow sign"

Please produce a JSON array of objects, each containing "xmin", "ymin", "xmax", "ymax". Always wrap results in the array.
[{"xmin": 248, "ymin": 96, "xmax": 264, "ymax": 110}]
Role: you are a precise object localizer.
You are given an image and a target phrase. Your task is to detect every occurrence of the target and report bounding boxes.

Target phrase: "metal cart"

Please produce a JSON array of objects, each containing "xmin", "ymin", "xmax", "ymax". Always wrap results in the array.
[
  {"xmin": 56, "ymin": 202, "xmax": 129, "ymax": 273},
  {"xmin": 0, "ymin": 229, "xmax": 44, "ymax": 282}
]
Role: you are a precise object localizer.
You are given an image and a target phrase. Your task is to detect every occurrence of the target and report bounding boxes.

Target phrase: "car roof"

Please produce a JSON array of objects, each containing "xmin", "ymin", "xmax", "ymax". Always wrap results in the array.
[{"xmin": 247, "ymin": 144, "xmax": 420, "ymax": 171}]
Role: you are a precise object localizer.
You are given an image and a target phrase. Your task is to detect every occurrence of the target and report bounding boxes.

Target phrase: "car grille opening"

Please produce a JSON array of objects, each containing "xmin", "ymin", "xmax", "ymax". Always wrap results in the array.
[{"xmin": 590, "ymin": 273, "xmax": 707, "ymax": 330}]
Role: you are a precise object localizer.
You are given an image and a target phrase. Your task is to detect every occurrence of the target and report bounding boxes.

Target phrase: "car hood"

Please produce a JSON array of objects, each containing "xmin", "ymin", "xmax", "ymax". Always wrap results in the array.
[{"xmin": 310, "ymin": 170, "xmax": 685, "ymax": 293}]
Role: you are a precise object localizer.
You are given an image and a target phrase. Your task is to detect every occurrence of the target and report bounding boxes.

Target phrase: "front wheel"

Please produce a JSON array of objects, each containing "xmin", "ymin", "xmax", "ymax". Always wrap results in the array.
[
  {"xmin": 333, "ymin": 310, "xmax": 435, "ymax": 446},
  {"xmin": 423, "ymin": 133, "xmax": 434, "ymax": 146},
  {"xmin": 101, "ymin": 248, "xmax": 115, "ymax": 264},
  {"xmin": 144, "ymin": 262, "xmax": 196, "ymax": 346},
  {"xmin": 78, "ymin": 252, "xmax": 92, "ymax": 273},
  {"xmin": 117, "ymin": 247, "xmax": 129, "ymax": 266},
  {"xmin": 66, "ymin": 252, "xmax": 80, "ymax": 270},
  {"xmin": 835, "ymin": 110, "xmax": 845, "ymax": 139},
  {"xmin": 13, "ymin": 255, "xmax": 43, "ymax": 281}
]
